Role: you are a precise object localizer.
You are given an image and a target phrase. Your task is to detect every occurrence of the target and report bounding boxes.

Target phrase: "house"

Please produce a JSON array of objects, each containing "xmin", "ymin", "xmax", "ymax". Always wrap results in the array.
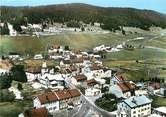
[
  {"xmin": 8, "ymin": 52, "xmax": 20, "ymax": 60},
  {"xmin": 151, "ymin": 107, "xmax": 166, "ymax": 117},
  {"xmin": 66, "ymin": 65, "xmax": 79, "ymax": 76},
  {"xmin": 0, "ymin": 59, "xmax": 12, "ymax": 75},
  {"xmin": 33, "ymin": 89, "xmax": 81, "ymax": 113},
  {"xmin": 25, "ymin": 66, "xmax": 41, "ymax": 81},
  {"xmin": 85, "ymin": 88, "xmax": 101, "ymax": 96},
  {"xmin": 86, "ymin": 79, "xmax": 99, "ymax": 88},
  {"xmin": 33, "ymin": 54, "xmax": 43, "ymax": 60},
  {"xmin": 110, "ymin": 82, "xmax": 137, "ymax": 98},
  {"xmin": 82, "ymin": 64, "xmax": 108, "ymax": 83},
  {"xmin": 18, "ymin": 107, "xmax": 48, "ymax": 117},
  {"xmin": 93, "ymin": 45, "xmax": 106, "ymax": 52},
  {"xmin": 71, "ymin": 74, "xmax": 87, "ymax": 86},
  {"xmin": 148, "ymin": 82, "xmax": 161, "ymax": 94},
  {"xmin": 8, "ymin": 23, "xmax": 17, "ymax": 36},
  {"xmin": 48, "ymin": 45, "xmax": 64, "ymax": 54},
  {"xmin": 160, "ymin": 87, "xmax": 166, "ymax": 97},
  {"xmin": 39, "ymin": 73, "xmax": 65, "ymax": 89},
  {"xmin": 117, "ymin": 82, "xmax": 137, "ymax": 98},
  {"xmin": 60, "ymin": 59, "xmax": 72, "ymax": 67},
  {"xmin": 71, "ymin": 58, "xmax": 83, "ymax": 67},
  {"xmin": 82, "ymin": 56, "xmax": 92, "ymax": 67},
  {"xmin": 85, "ymin": 79, "xmax": 101, "ymax": 96},
  {"xmin": 49, "ymin": 52, "xmax": 64, "ymax": 60},
  {"xmin": 111, "ymin": 74, "xmax": 128, "ymax": 85},
  {"xmin": 117, "ymin": 95, "xmax": 152, "ymax": 117}
]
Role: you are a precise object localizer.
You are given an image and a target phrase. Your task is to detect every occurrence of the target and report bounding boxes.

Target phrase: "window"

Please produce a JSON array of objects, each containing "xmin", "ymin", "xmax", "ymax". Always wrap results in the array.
[
  {"xmin": 133, "ymin": 111, "xmax": 136, "ymax": 114},
  {"xmin": 53, "ymin": 107, "xmax": 57, "ymax": 110}
]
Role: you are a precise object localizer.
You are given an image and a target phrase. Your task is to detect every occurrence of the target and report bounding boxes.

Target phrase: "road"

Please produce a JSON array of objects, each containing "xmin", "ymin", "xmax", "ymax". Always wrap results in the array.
[
  {"xmin": 73, "ymin": 96, "xmax": 116, "ymax": 117},
  {"xmin": 65, "ymin": 79, "xmax": 116, "ymax": 117}
]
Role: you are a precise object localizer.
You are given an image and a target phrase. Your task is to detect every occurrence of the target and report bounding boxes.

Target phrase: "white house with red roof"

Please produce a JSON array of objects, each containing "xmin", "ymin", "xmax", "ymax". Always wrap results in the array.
[
  {"xmin": 33, "ymin": 89, "xmax": 81, "ymax": 113},
  {"xmin": 71, "ymin": 74, "xmax": 87, "ymax": 86}
]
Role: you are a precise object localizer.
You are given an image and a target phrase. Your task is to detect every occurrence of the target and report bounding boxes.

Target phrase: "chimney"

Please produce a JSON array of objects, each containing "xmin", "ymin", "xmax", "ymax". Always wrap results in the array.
[{"xmin": 132, "ymin": 98, "xmax": 137, "ymax": 105}]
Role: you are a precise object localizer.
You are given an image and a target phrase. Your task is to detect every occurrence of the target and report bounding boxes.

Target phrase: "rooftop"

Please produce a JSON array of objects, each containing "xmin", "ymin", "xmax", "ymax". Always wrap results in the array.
[
  {"xmin": 118, "ymin": 82, "xmax": 136, "ymax": 92},
  {"xmin": 123, "ymin": 95, "xmax": 152, "ymax": 108},
  {"xmin": 41, "ymin": 74, "xmax": 64, "ymax": 81},
  {"xmin": 37, "ymin": 89, "xmax": 81, "ymax": 104},
  {"xmin": 74, "ymin": 74, "xmax": 87, "ymax": 81},
  {"xmin": 87, "ymin": 79, "xmax": 98, "ymax": 86},
  {"xmin": 154, "ymin": 107, "xmax": 166, "ymax": 114}
]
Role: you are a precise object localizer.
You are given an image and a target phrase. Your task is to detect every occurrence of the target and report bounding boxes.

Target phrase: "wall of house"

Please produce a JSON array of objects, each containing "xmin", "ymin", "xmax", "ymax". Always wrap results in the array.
[
  {"xmin": 130, "ymin": 104, "xmax": 151, "ymax": 117},
  {"xmin": 45, "ymin": 101, "xmax": 59, "ymax": 113},
  {"xmin": 118, "ymin": 102, "xmax": 131, "ymax": 117},
  {"xmin": 0, "ymin": 68, "xmax": 9, "ymax": 76},
  {"xmin": 26, "ymin": 72, "xmax": 41, "ymax": 81},
  {"xmin": 118, "ymin": 102, "xmax": 151, "ymax": 117},
  {"xmin": 33, "ymin": 98, "xmax": 42, "ymax": 108},
  {"xmin": 59, "ymin": 99, "xmax": 70, "ymax": 109}
]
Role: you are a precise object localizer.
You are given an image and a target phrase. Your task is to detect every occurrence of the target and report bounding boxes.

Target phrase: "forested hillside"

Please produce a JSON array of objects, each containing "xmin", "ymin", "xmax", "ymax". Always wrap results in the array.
[{"xmin": 1, "ymin": 3, "xmax": 166, "ymax": 31}]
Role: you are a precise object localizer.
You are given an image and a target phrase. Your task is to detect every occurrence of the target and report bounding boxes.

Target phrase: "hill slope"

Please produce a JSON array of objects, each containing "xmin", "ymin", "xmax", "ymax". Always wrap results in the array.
[{"xmin": 1, "ymin": 3, "xmax": 166, "ymax": 30}]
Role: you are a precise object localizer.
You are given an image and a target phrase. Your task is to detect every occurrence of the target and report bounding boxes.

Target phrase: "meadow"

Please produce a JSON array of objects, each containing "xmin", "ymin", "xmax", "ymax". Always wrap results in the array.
[{"xmin": 0, "ymin": 32, "xmax": 143, "ymax": 55}]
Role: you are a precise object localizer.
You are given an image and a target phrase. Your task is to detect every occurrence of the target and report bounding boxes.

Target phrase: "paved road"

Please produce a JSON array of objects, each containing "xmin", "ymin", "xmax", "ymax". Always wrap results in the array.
[{"xmin": 65, "ymin": 80, "xmax": 116, "ymax": 117}]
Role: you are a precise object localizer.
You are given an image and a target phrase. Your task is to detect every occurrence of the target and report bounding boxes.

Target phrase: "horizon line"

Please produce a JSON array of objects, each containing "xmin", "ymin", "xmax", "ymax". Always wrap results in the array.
[{"xmin": 1, "ymin": 2, "xmax": 165, "ymax": 15}]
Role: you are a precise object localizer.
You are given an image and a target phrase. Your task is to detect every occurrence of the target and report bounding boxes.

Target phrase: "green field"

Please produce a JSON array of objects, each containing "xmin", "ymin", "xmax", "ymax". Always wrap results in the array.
[
  {"xmin": 105, "ymin": 48, "xmax": 166, "ymax": 61},
  {"xmin": 1, "ymin": 31, "xmax": 166, "ymax": 81},
  {"xmin": 151, "ymin": 96, "xmax": 166, "ymax": 107},
  {"xmin": 126, "ymin": 35, "xmax": 166, "ymax": 49},
  {"xmin": 0, "ymin": 101, "xmax": 33, "ymax": 117},
  {"xmin": 103, "ymin": 48, "xmax": 166, "ymax": 81},
  {"xmin": 0, "ymin": 32, "xmax": 146, "ymax": 55}
]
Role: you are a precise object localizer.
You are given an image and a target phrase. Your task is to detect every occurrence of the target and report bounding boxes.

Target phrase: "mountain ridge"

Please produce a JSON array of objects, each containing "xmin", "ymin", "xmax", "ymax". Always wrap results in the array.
[{"xmin": 1, "ymin": 3, "xmax": 166, "ymax": 30}]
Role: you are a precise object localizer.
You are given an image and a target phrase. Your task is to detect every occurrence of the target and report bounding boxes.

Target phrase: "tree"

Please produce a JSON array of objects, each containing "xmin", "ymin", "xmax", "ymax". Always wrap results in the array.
[
  {"xmin": 81, "ymin": 27, "xmax": 85, "ymax": 32},
  {"xmin": 136, "ymin": 60, "xmax": 139, "ymax": 63},
  {"xmin": 95, "ymin": 93, "xmax": 117, "ymax": 112},
  {"xmin": 0, "ymin": 74, "xmax": 12, "ymax": 89},
  {"xmin": 17, "ymin": 83, "xmax": 23, "ymax": 90},
  {"xmin": 0, "ymin": 89, "xmax": 15, "ymax": 102},
  {"xmin": 122, "ymin": 29, "xmax": 126, "ymax": 35},
  {"xmin": 101, "ymin": 86, "xmax": 109, "ymax": 93},
  {"xmin": 1, "ymin": 55, "xmax": 5, "ymax": 60},
  {"xmin": 66, "ymin": 21, "xmax": 80, "ymax": 28},
  {"xmin": 10, "ymin": 65, "xmax": 27, "ymax": 82},
  {"xmin": 64, "ymin": 45, "xmax": 70, "ymax": 51},
  {"xmin": 0, "ymin": 22, "xmax": 9, "ymax": 35},
  {"xmin": 77, "ymin": 86, "xmax": 85, "ymax": 94}
]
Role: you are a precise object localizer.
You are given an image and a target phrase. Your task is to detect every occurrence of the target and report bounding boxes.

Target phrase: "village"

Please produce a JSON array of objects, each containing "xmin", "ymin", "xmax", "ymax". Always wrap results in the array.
[
  {"xmin": 0, "ymin": 43, "xmax": 165, "ymax": 117},
  {"xmin": 0, "ymin": 21, "xmax": 109, "ymax": 37}
]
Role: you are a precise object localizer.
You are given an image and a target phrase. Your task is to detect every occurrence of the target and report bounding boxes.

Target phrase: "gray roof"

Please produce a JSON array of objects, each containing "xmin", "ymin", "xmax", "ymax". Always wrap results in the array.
[{"xmin": 123, "ymin": 95, "xmax": 152, "ymax": 108}]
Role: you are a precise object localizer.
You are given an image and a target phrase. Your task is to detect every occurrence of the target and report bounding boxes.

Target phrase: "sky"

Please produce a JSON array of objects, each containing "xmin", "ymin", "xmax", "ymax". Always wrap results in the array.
[{"xmin": 1, "ymin": 0, "xmax": 166, "ymax": 14}]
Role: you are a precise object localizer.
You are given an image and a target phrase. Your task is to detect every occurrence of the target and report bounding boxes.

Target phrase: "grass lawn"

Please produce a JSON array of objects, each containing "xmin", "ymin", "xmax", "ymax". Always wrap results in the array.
[
  {"xmin": 0, "ymin": 100, "xmax": 33, "ymax": 117},
  {"xmin": 151, "ymin": 96, "xmax": 166, "ymax": 108}
]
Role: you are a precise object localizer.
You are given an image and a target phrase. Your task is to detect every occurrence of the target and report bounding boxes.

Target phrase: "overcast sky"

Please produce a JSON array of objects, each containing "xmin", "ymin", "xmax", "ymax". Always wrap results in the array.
[{"xmin": 1, "ymin": 0, "xmax": 166, "ymax": 14}]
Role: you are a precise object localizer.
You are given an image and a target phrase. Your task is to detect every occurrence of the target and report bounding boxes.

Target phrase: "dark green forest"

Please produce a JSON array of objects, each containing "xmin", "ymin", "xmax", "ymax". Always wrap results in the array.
[{"xmin": 1, "ymin": 3, "xmax": 166, "ymax": 32}]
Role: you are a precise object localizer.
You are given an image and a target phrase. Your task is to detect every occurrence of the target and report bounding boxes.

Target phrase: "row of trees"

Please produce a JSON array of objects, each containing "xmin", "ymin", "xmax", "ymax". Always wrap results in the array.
[{"xmin": 0, "ymin": 22, "xmax": 9, "ymax": 35}]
